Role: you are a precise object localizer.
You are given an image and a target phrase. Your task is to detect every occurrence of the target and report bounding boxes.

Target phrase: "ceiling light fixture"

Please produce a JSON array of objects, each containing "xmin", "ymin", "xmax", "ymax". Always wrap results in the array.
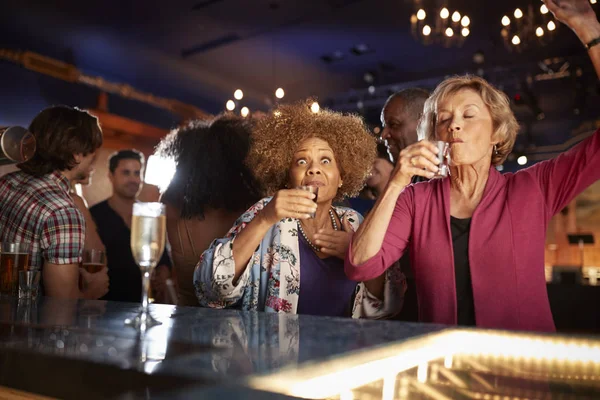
[
  {"xmin": 411, "ymin": 2, "xmax": 470, "ymax": 47},
  {"xmin": 497, "ymin": 2, "xmax": 593, "ymax": 52}
]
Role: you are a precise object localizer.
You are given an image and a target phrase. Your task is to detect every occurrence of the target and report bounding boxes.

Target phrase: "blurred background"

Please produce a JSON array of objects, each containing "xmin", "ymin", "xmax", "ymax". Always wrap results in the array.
[{"xmin": 1, "ymin": 0, "xmax": 600, "ymax": 269}]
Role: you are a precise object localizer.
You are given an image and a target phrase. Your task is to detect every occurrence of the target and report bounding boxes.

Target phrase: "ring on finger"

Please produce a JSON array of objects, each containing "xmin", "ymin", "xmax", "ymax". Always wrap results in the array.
[{"xmin": 410, "ymin": 157, "xmax": 417, "ymax": 166}]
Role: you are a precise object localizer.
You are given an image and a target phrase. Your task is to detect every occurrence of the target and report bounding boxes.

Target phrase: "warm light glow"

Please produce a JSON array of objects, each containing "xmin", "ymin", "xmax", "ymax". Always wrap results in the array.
[
  {"xmin": 144, "ymin": 155, "xmax": 176, "ymax": 190},
  {"xmin": 440, "ymin": 7, "xmax": 449, "ymax": 19},
  {"xmin": 241, "ymin": 106, "xmax": 249, "ymax": 117},
  {"xmin": 247, "ymin": 329, "xmax": 600, "ymax": 399},
  {"xmin": 461, "ymin": 16, "xmax": 470, "ymax": 27},
  {"xmin": 422, "ymin": 25, "xmax": 432, "ymax": 36},
  {"xmin": 501, "ymin": 15, "xmax": 510, "ymax": 26},
  {"xmin": 275, "ymin": 88, "xmax": 285, "ymax": 99},
  {"xmin": 417, "ymin": 9, "xmax": 426, "ymax": 20},
  {"xmin": 417, "ymin": 362, "xmax": 428, "ymax": 383},
  {"xmin": 514, "ymin": 8, "xmax": 523, "ymax": 19},
  {"xmin": 536, "ymin": 27, "xmax": 544, "ymax": 37},
  {"xmin": 234, "ymin": 89, "xmax": 244, "ymax": 100},
  {"xmin": 517, "ymin": 155, "xmax": 527, "ymax": 165},
  {"xmin": 226, "ymin": 100, "xmax": 235, "ymax": 111},
  {"xmin": 512, "ymin": 35, "xmax": 521, "ymax": 45},
  {"xmin": 547, "ymin": 20, "xmax": 556, "ymax": 31},
  {"xmin": 540, "ymin": 4, "xmax": 549, "ymax": 14},
  {"xmin": 461, "ymin": 28, "xmax": 470, "ymax": 37},
  {"xmin": 445, "ymin": 27, "xmax": 454, "ymax": 37},
  {"xmin": 451, "ymin": 11, "xmax": 461, "ymax": 22},
  {"xmin": 310, "ymin": 102, "xmax": 320, "ymax": 113},
  {"xmin": 592, "ymin": 0, "xmax": 597, "ymax": 4}
]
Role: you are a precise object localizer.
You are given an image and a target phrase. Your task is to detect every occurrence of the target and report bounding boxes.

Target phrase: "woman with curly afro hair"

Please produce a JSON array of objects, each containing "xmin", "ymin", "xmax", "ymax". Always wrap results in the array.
[
  {"xmin": 194, "ymin": 101, "xmax": 405, "ymax": 318},
  {"xmin": 157, "ymin": 115, "xmax": 262, "ymax": 306}
]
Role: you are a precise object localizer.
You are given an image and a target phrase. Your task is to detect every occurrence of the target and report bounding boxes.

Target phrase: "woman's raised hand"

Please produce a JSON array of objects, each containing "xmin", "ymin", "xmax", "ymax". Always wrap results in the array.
[
  {"xmin": 388, "ymin": 140, "xmax": 441, "ymax": 187},
  {"xmin": 260, "ymin": 189, "xmax": 317, "ymax": 224}
]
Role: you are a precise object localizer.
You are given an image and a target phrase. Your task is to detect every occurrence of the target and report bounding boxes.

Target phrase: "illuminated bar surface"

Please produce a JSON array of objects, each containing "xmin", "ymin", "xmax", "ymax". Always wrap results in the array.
[{"xmin": 0, "ymin": 295, "xmax": 599, "ymax": 399}]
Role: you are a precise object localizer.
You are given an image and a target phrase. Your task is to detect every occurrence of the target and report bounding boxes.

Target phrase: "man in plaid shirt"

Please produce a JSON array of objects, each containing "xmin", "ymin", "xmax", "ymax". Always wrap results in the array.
[{"xmin": 0, "ymin": 106, "xmax": 109, "ymax": 299}]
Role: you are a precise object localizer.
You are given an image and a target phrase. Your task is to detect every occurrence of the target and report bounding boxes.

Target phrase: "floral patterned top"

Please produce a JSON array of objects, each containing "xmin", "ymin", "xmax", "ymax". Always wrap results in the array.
[{"xmin": 193, "ymin": 197, "xmax": 406, "ymax": 318}]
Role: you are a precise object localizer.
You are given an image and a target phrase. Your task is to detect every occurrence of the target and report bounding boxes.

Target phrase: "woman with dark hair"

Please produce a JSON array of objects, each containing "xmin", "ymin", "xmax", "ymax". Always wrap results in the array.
[
  {"xmin": 194, "ymin": 101, "xmax": 405, "ymax": 317},
  {"xmin": 156, "ymin": 115, "xmax": 262, "ymax": 306}
]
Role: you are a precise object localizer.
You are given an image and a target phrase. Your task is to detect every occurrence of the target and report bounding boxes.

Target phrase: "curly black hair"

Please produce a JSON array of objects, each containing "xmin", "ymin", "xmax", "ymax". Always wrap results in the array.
[{"xmin": 157, "ymin": 115, "xmax": 262, "ymax": 219}]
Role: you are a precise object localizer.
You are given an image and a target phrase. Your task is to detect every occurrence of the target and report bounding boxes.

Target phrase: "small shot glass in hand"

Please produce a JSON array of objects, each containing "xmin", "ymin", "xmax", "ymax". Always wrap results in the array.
[
  {"xmin": 18, "ymin": 268, "xmax": 41, "ymax": 299},
  {"xmin": 297, "ymin": 185, "xmax": 319, "ymax": 218},
  {"xmin": 432, "ymin": 141, "xmax": 450, "ymax": 179}
]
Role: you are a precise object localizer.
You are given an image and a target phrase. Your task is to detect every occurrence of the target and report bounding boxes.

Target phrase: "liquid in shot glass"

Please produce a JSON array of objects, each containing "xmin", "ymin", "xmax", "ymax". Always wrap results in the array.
[
  {"xmin": 297, "ymin": 186, "xmax": 319, "ymax": 218},
  {"xmin": 432, "ymin": 141, "xmax": 450, "ymax": 179}
]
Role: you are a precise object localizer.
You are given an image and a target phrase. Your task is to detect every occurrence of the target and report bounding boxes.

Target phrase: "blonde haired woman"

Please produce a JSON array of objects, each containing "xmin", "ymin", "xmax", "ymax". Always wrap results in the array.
[{"xmin": 346, "ymin": 0, "xmax": 600, "ymax": 331}]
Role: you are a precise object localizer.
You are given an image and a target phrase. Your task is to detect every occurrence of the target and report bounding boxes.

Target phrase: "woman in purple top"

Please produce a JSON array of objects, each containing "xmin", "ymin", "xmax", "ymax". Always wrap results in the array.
[
  {"xmin": 195, "ymin": 101, "xmax": 405, "ymax": 318},
  {"xmin": 346, "ymin": 0, "xmax": 600, "ymax": 331}
]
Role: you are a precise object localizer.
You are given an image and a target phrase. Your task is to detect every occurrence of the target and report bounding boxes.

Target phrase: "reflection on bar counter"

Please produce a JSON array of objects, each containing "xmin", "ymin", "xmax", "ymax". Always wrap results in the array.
[{"xmin": 248, "ymin": 330, "xmax": 600, "ymax": 399}]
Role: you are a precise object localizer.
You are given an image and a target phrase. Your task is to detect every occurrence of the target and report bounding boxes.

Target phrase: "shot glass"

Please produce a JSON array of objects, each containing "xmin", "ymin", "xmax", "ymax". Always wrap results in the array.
[
  {"xmin": 18, "ymin": 268, "xmax": 41, "ymax": 299},
  {"xmin": 297, "ymin": 186, "xmax": 319, "ymax": 218},
  {"xmin": 432, "ymin": 141, "xmax": 450, "ymax": 179}
]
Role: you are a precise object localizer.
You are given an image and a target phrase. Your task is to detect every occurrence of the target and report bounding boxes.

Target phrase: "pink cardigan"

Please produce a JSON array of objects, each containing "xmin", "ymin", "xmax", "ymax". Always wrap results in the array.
[{"xmin": 346, "ymin": 129, "xmax": 600, "ymax": 332}]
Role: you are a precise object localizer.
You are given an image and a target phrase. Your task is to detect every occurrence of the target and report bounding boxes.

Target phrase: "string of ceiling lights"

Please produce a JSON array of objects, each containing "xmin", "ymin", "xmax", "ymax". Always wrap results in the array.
[{"xmin": 224, "ymin": 88, "xmax": 320, "ymax": 116}]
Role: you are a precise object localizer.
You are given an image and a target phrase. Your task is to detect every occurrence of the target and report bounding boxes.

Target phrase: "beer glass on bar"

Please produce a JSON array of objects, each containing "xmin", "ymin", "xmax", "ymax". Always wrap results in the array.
[
  {"xmin": 0, "ymin": 242, "xmax": 31, "ymax": 295},
  {"xmin": 125, "ymin": 203, "xmax": 166, "ymax": 330},
  {"xmin": 79, "ymin": 249, "xmax": 106, "ymax": 290}
]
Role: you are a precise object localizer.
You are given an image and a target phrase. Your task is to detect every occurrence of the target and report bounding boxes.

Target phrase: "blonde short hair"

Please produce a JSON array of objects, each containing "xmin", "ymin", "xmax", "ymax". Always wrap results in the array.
[{"xmin": 417, "ymin": 75, "xmax": 519, "ymax": 166}]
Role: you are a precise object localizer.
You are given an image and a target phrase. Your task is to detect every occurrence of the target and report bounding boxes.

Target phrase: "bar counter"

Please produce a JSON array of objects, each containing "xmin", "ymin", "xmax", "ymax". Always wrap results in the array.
[
  {"xmin": 0, "ymin": 296, "xmax": 446, "ymax": 399},
  {"xmin": 2, "ymin": 296, "xmax": 600, "ymax": 399}
]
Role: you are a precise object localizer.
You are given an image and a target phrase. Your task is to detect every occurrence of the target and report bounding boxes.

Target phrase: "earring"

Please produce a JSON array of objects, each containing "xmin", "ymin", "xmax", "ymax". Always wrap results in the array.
[
  {"xmin": 493, "ymin": 145, "xmax": 499, "ymax": 155},
  {"xmin": 339, "ymin": 182, "xmax": 343, "ymax": 188}
]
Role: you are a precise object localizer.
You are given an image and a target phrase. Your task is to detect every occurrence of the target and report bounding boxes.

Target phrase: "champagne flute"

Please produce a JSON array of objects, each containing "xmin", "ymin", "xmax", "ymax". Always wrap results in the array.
[{"xmin": 125, "ymin": 202, "xmax": 166, "ymax": 330}]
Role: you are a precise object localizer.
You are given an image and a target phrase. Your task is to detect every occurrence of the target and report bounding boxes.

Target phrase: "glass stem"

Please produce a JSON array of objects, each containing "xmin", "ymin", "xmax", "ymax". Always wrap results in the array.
[{"xmin": 141, "ymin": 269, "xmax": 151, "ymax": 314}]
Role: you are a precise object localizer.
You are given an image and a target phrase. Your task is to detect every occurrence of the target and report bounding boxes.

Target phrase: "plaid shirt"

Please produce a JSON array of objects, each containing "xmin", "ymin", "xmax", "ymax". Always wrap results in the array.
[{"xmin": 0, "ymin": 171, "xmax": 85, "ymax": 269}]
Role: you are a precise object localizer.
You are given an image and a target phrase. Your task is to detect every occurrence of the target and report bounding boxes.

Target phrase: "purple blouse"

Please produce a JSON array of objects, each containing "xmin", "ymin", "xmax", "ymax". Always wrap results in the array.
[{"xmin": 297, "ymin": 233, "xmax": 357, "ymax": 317}]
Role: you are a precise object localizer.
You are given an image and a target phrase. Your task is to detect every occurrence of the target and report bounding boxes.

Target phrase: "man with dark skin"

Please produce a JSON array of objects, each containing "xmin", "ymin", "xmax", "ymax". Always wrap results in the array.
[
  {"xmin": 379, "ymin": 88, "xmax": 429, "ymax": 322},
  {"xmin": 380, "ymin": 88, "xmax": 430, "ymax": 161}
]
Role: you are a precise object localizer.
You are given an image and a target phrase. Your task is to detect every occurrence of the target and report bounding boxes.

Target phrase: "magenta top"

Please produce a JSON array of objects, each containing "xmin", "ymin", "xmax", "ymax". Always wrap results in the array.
[{"xmin": 345, "ymin": 129, "xmax": 600, "ymax": 332}]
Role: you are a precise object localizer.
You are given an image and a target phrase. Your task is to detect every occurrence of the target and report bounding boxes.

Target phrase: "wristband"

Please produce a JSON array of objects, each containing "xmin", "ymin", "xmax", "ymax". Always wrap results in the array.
[{"xmin": 585, "ymin": 36, "xmax": 600, "ymax": 50}]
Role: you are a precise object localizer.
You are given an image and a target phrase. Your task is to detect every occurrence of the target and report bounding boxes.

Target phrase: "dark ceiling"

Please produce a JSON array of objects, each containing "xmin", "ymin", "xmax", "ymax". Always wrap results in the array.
[{"xmin": 0, "ymin": 0, "xmax": 599, "ymax": 171}]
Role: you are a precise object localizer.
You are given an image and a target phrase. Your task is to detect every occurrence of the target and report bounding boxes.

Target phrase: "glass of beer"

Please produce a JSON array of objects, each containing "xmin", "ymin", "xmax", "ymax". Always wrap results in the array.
[
  {"xmin": 79, "ymin": 249, "xmax": 106, "ymax": 291},
  {"xmin": 0, "ymin": 242, "xmax": 31, "ymax": 295},
  {"xmin": 82, "ymin": 249, "xmax": 105, "ymax": 273},
  {"xmin": 125, "ymin": 202, "xmax": 166, "ymax": 330}
]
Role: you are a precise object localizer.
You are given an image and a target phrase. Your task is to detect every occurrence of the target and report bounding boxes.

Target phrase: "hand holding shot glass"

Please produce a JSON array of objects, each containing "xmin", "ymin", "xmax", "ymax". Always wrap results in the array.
[
  {"xmin": 297, "ymin": 185, "xmax": 319, "ymax": 218},
  {"xmin": 399, "ymin": 140, "xmax": 451, "ymax": 181}
]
